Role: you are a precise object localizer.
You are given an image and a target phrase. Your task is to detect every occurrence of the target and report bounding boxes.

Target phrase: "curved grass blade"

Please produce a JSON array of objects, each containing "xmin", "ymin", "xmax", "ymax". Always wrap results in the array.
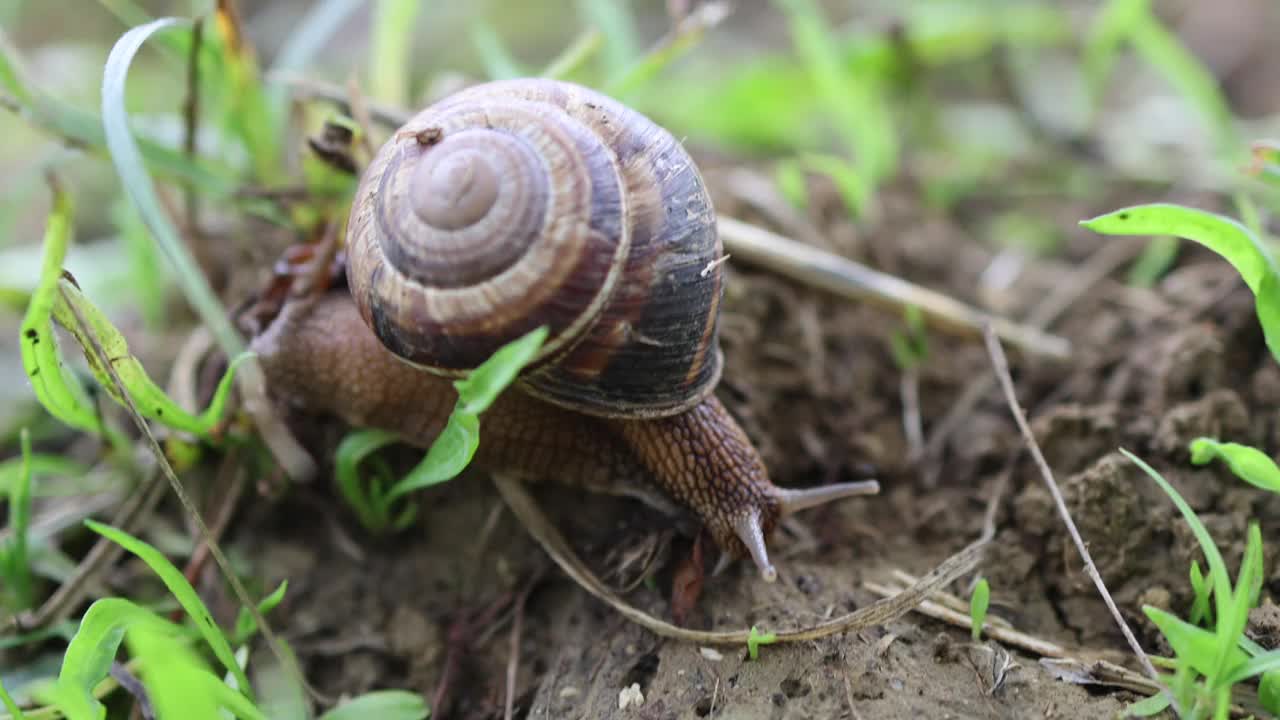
[
  {"xmin": 969, "ymin": 578, "xmax": 990, "ymax": 641},
  {"xmin": 19, "ymin": 183, "xmax": 120, "ymax": 444},
  {"xmin": 0, "ymin": 679, "xmax": 25, "ymax": 720},
  {"xmin": 334, "ymin": 428, "xmax": 401, "ymax": 531},
  {"xmin": 1083, "ymin": 204, "xmax": 1280, "ymax": 365},
  {"xmin": 0, "ymin": 430, "xmax": 34, "ymax": 610},
  {"xmin": 317, "ymin": 690, "xmax": 429, "ymax": 720},
  {"xmin": 102, "ymin": 18, "xmax": 245, "ymax": 357},
  {"xmin": 84, "ymin": 520, "xmax": 252, "ymax": 700}
]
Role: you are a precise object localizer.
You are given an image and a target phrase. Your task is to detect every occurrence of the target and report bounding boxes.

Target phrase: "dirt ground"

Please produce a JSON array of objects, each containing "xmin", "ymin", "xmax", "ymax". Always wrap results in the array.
[{"xmin": 212, "ymin": 159, "xmax": 1280, "ymax": 720}]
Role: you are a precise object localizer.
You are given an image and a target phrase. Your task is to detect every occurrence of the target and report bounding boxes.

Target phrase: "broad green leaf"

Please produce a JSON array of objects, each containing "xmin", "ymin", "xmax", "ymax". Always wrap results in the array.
[
  {"xmin": 1144, "ymin": 606, "xmax": 1247, "ymax": 679},
  {"xmin": 1189, "ymin": 438, "xmax": 1280, "ymax": 494},
  {"xmin": 102, "ymin": 18, "xmax": 246, "ymax": 358},
  {"xmin": 318, "ymin": 690, "xmax": 429, "ymax": 720},
  {"xmin": 84, "ymin": 521, "xmax": 252, "ymax": 700},
  {"xmin": 51, "ymin": 279, "xmax": 249, "ymax": 438},
  {"xmin": 970, "ymin": 578, "xmax": 990, "ymax": 641},
  {"xmin": 19, "ymin": 185, "xmax": 117, "ymax": 443},
  {"xmin": 386, "ymin": 413, "xmax": 478, "ymax": 501},
  {"xmin": 48, "ymin": 597, "xmax": 160, "ymax": 720},
  {"xmin": 455, "ymin": 326, "xmax": 548, "ymax": 415},
  {"xmin": 1083, "ymin": 204, "xmax": 1280, "ymax": 365},
  {"xmin": 127, "ymin": 622, "xmax": 223, "ymax": 720},
  {"xmin": 1123, "ymin": 450, "xmax": 1234, "ymax": 629}
]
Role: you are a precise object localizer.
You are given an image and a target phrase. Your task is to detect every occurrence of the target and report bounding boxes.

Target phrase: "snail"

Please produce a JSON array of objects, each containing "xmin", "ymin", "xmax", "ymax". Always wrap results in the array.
[{"xmin": 249, "ymin": 78, "xmax": 879, "ymax": 582}]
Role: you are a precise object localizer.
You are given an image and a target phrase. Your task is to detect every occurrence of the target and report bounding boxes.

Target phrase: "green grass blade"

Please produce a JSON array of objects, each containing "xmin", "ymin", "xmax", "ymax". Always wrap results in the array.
[
  {"xmin": 576, "ymin": 0, "xmax": 638, "ymax": 75},
  {"xmin": 540, "ymin": 27, "xmax": 604, "ymax": 80},
  {"xmin": 386, "ymin": 413, "xmax": 478, "ymax": 501},
  {"xmin": 334, "ymin": 428, "xmax": 401, "ymax": 530},
  {"xmin": 266, "ymin": 0, "xmax": 362, "ymax": 118},
  {"xmin": 1126, "ymin": 691, "xmax": 1171, "ymax": 717},
  {"xmin": 775, "ymin": 0, "xmax": 897, "ymax": 209},
  {"xmin": 1144, "ymin": 605, "xmax": 1246, "ymax": 678},
  {"xmin": 317, "ymin": 690, "xmax": 429, "ymax": 720},
  {"xmin": 369, "ymin": 0, "xmax": 420, "ymax": 105},
  {"xmin": 1189, "ymin": 560, "xmax": 1210, "ymax": 625},
  {"xmin": 1189, "ymin": 438, "xmax": 1280, "ymax": 494},
  {"xmin": 470, "ymin": 22, "xmax": 524, "ymax": 80},
  {"xmin": 19, "ymin": 184, "xmax": 117, "ymax": 442},
  {"xmin": 1082, "ymin": 204, "xmax": 1280, "ymax": 365},
  {"xmin": 102, "ymin": 18, "xmax": 245, "ymax": 357},
  {"xmin": 84, "ymin": 520, "xmax": 252, "ymax": 700},
  {"xmin": 233, "ymin": 580, "xmax": 288, "ymax": 643},
  {"xmin": 0, "ymin": 678, "xmax": 25, "ymax": 720},
  {"xmin": 1082, "ymin": 0, "xmax": 1150, "ymax": 102},
  {"xmin": 1122, "ymin": 450, "xmax": 1233, "ymax": 626},
  {"xmin": 1, "ymin": 430, "xmax": 34, "ymax": 610}
]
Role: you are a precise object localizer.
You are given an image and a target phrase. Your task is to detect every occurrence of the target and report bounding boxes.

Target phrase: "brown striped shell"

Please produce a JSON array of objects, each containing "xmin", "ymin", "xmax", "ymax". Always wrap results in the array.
[{"xmin": 345, "ymin": 78, "xmax": 724, "ymax": 419}]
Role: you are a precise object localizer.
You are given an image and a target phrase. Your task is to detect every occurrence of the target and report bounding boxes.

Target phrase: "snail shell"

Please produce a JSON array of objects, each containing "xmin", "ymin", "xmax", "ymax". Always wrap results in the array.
[{"xmin": 346, "ymin": 78, "xmax": 724, "ymax": 419}]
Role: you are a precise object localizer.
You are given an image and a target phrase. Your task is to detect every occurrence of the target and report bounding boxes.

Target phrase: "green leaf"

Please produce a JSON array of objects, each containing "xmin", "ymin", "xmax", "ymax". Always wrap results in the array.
[
  {"xmin": 1260, "ymin": 667, "xmax": 1280, "ymax": 713},
  {"xmin": 1122, "ymin": 450, "xmax": 1234, "ymax": 633},
  {"xmin": 386, "ymin": 413, "xmax": 478, "ymax": 501},
  {"xmin": 84, "ymin": 520, "xmax": 252, "ymax": 701},
  {"xmin": 1189, "ymin": 438, "xmax": 1280, "ymax": 494},
  {"xmin": 747, "ymin": 625, "xmax": 777, "ymax": 661},
  {"xmin": 19, "ymin": 184, "xmax": 116, "ymax": 442},
  {"xmin": 48, "ymin": 597, "xmax": 161, "ymax": 720},
  {"xmin": 51, "ymin": 278, "xmax": 248, "ymax": 438},
  {"xmin": 126, "ymin": 622, "xmax": 222, "ymax": 720},
  {"xmin": 970, "ymin": 578, "xmax": 990, "ymax": 641},
  {"xmin": 1214, "ymin": 523, "xmax": 1263, "ymax": 682},
  {"xmin": 334, "ymin": 428, "xmax": 402, "ymax": 531},
  {"xmin": 1144, "ymin": 606, "xmax": 1247, "ymax": 679},
  {"xmin": 102, "ymin": 18, "xmax": 246, "ymax": 358},
  {"xmin": 454, "ymin": 326, "xmax": 549, "ymax": 416},
  {"xmin": 1125, "ymin": 691, "xmax": 1171, "ymax": 717},
  {"xmin": 318, "ymin": 690, "xmax": 429, "ymax": 720},
  {"xmin": 0, "ymin": 429, "xmax": 34, "ymax": 610},
  {"xmin": 1083, "ymin": 204, "xmax": 1280, "ymax": 366},
  {"xmin": 1188, "ymin": 560, "xmax": 1211, "ymax": 626}
]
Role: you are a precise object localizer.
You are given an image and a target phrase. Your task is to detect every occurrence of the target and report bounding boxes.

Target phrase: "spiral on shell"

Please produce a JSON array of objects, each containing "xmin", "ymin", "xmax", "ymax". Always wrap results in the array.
[{"xmin": 345, "ymin": 79, "xmax": 724, "ymax": 419}]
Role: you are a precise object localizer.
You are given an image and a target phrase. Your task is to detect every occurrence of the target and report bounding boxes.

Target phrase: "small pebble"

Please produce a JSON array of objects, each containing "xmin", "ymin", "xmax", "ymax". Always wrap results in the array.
[
  {"xmin": 699, "ymin": 647, "xmax": 724, "ymax": 662},
  {"xmin": 559, "ymin": 686, "xmax": 580, "ymax": 699},
  {"xmin": 618, "ymin": 683, "xmax": 645, "ymax": 710}
]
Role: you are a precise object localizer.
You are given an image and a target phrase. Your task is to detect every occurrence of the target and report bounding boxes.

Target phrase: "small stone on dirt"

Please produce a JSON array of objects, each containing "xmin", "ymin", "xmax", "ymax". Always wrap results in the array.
[
  {"xmin": 699, "ymin": 647, "xmax": 724, "ymax": 662},
  {"xmin": 618, "ymin": 682, "xmax": 644, "ymax": 710}
]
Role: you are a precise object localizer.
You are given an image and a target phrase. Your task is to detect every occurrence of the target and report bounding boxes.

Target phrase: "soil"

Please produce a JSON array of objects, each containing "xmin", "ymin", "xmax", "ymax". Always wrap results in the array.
[{"xmin": 218, "ymin": 163, "xmax": 1278, "ymax": 720}]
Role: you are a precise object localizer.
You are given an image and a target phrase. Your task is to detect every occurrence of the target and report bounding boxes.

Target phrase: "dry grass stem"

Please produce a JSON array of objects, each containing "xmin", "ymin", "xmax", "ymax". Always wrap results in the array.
[{"xmin": 981, "ymin": 324, "xmax": 1160, "ymax": 685}]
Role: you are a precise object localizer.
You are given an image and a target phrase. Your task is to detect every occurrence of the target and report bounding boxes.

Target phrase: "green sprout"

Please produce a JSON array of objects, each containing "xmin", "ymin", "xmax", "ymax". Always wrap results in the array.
[
  {"xmin": 970, "ymin": 578, "xmax": 990, "ymax": 642},
  {"xmin": 747, "ymin": 625, "xmax": 778, "ymax": 661}
]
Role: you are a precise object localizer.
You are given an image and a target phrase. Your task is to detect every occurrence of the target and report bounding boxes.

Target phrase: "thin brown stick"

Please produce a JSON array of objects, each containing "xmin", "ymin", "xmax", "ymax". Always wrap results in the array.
[
  {"xmin": 717, "ymin": 216, "xmax": 1072, "ymax": 360},
  {"xmin": 504, "ymin": 585, "xmax": 530, "ymax": 720},
  {"xmin": 493, "ymin": 474, "xmax": 985, "ymax": 643},
  {"xmin": 981, "ymin": 324, "xmax": 1162, "ymax": 685},
  {"xmin": 182, "ymin": 18, "xmax": 203, "ymax": 230}
]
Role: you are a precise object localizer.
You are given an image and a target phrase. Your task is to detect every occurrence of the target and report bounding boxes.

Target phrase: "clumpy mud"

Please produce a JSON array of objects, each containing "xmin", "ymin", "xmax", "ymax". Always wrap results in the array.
[{"xmin": 219, "ymin": 161, "xmax": 1278, "ymax": 719}]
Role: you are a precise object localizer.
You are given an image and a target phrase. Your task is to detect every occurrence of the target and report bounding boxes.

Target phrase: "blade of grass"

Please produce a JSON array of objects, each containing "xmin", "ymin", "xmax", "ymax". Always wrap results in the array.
[
  {"xmin": 317, "ymin": 690, "xmax": 429, "ymax": 720},
  {"xmin": 19, "ymin": 181, "xmax": 120, "ymax": 444},
  {"xmin": 85, "ymin": 520, "xmax": 252, "ymax": 699},
  {"xmin": 1, "ymin": 430, "xmax": 34, "ymax": 611},
  {"xmin": 576, "ymin": 0, "xmax": 639, "ymax": 75},
  {"xmin": 266, "ymin": 0, "xmax": 362, "ymax": 119},
  {"xmin": 470, "ymin": 22, "xmax": 524, "ymax": 80},
  {"xmin": 369, "ymin": 0, "xmax": 420, "ymax": 105},
  {"xmin": 103, "ymin": 17, "xmax": 243, "ymax": 356},
  {"xmin": 0, "ymin": 679, "xmax": 24, "ymax": 720},
  {"xmin": 540, "ymin": 27, "xmax": 604, "ymax": 80}
]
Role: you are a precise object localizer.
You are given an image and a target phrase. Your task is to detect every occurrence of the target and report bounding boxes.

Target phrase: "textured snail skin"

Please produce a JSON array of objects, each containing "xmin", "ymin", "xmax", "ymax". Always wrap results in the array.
[{"xmin": 249, "ymin": 290, "xmax": 775, "ymax": 558}]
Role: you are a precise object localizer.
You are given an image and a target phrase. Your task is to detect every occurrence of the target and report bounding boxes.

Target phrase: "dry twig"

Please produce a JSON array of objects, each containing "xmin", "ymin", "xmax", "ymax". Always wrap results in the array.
[{"xmin": 981, "ymin": 324, "xmax": 1163, "ymax": 689}]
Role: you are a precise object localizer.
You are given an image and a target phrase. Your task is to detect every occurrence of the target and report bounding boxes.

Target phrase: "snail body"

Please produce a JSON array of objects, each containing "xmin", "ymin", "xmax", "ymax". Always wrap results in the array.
[{"xmin": 252, "ymin": 79, "xmax": 877, "ymax": 581}]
